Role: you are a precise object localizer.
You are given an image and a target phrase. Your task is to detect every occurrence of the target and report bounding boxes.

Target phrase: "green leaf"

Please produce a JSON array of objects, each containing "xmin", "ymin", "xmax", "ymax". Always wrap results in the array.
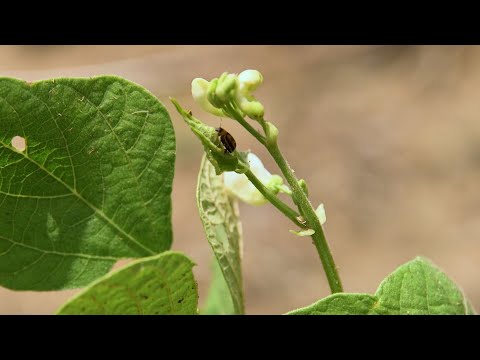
[
  {"xmin": 197, "ymin": 154, "xmax": 244, "ymax": 314},
  {"xmin": 286, "ymin": 293, "xmax": 377, "ymax": 315},
  {"xmin": 0, "ymin": 76, "xmax": 175, "ymax": 290},
  {"xmin": 201, "ymin": 257, "xmax": 235, "ymax": 315},
  {"xmin": 372, "ymin": 257, "xmax": 470, "ymax": 315},
  {"xmin": 466, "ymin": 300, "xmax": 476, "ymax": 315},
  {"xmin": 287, "ymin": 257, "xmax": 473, "ymax": 315},
  {"xmin": 57, "ymin": 251, "xmax": 197, "ymax": 315}
]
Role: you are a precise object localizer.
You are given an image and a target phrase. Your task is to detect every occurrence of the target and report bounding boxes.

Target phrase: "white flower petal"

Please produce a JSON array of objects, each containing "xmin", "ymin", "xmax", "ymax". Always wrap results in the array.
[
  {"xmin": 247, "ymin": 153, "xmax": 272, "ymax": 182},
  {"xmin": 238, "ymin": 70, "xmax": 263, "ymax": 92},
  {"xmin": 224, "ymin": 172, "xmax": 268, "ymax": 206},
  {"xmin": 191, "ymin": 78, "xmax": 224, "ymax": 116},
  {"xmin": 224, "ymin": 153, "xmax": 275, "ymax": 206}
]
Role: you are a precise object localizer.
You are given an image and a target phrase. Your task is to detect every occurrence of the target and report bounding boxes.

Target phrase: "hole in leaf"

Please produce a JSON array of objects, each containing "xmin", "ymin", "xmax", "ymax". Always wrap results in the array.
[{"xmin": 11, "ymin": 136, "xmax": 26, "ymax": 152}]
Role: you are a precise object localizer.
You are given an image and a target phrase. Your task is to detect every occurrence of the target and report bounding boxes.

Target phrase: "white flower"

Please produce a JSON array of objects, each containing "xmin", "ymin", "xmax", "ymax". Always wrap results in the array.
[
  {"xmin": 224, "ymin": 153, "xmax": 275, "ymax": 206},
  {"xmin": 238, "ymin": 69, "xmax": 263, "ymax": 92},
  {"xmin": 191, "ymin": 78, "xmax": 224, "ymax": 116},
  {"xmin": 235, "ymin": 70, "xmax": 265, "ymax": 120}
]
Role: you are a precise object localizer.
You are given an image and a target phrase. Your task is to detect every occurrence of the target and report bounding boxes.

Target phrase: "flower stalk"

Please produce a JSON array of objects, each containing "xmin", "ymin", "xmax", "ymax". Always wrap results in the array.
[{"xmin": 175, "ymin": 68, "xmax": 344, "ymax": 294}]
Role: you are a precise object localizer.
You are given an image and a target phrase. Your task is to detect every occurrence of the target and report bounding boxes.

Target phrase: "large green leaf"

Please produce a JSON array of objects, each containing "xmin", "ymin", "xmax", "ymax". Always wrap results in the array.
[
  {"xmin": 0, "ymin": 76, "xmax": 175, "ymax": 290},
  {"xmin": 196, "ymin": 154, "xmax": 244, "ymax": 314},
  {"xmin": 57, "ymin": 251, "xmax": 197, "ymax": 315},
  {"xmin": 287, "ymin": 257, "xmax": 473, "ymax": 315},
  {"xmin": 201, "ymin": 257, "xmax": 235, "ymax": 315}
]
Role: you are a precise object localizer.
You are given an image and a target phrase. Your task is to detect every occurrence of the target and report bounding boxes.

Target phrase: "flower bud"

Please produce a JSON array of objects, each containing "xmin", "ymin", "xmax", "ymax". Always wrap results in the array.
[
  {"xmin": 234, "ymin": 69, "xmax": 265, "ymax": 120},
  {"xmin": 216, "ymin": 73, "xmax": 238, "ymax": 102},
  {"xmin": 238, "ymin": 69, "xmax": 263, "ymax": 92},
  {"xmin": 235, "ymin": 95, "xmax": 265, "ymax": 120}
]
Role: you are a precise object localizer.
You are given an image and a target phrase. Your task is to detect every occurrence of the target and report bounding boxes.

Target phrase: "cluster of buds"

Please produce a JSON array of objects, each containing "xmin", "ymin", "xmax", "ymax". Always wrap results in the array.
[
  {"xmin": 173, "ymin": 69, "xmax": 327, "ymax": 228},
  {"xmin": 192, "ymin": 70, "xmax": 265, "ymax": 121}
]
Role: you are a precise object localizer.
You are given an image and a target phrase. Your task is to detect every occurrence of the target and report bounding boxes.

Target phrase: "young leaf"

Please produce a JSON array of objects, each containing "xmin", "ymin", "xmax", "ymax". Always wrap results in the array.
[
  {"xmin": 201, "ymin": 257, "xmax": 235, "ymax": 315},
  {"xmin": 197, "ymin": 154, "xmax": 245, "ymax": 314},
  {"xmin": 0, "ymin": 76, "xmax": 175, "ymax": 290},
  {"xmin": 56, "ymin": 251, "xmax": 197, "ymax": 315},
  {"xmin": 287, "ymin": 257, "xmax": 473, "ymax": 315}
]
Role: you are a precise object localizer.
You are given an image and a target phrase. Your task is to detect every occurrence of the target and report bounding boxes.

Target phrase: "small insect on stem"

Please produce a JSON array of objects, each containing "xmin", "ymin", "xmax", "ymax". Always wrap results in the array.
[{"xmin": 216, "ymin": 127, "xmax": 236, "ymax": 154}]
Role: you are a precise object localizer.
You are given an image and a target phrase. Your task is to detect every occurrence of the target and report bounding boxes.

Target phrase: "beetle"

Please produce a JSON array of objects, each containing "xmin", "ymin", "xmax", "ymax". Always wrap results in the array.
[{"xmin": 215, "ymin": 127, "xmax": 236, "ymax": 154}]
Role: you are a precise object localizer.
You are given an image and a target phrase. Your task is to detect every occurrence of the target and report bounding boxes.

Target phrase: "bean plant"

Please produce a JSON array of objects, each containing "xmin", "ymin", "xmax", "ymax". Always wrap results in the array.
[{"xmin": 0, "ymin": 71, "xmax": 474, "ymax": 315}]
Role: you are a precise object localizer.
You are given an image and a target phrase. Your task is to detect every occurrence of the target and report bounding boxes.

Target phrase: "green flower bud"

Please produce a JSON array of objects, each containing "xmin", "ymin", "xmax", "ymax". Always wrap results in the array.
[
  {"xmin": 265, "ymin": 121, "xmax": 278, "ymax": 146},
  {"xmin": 298, "ymin": 179, "xmax": 309, "ymax": 196},
  {"xmin": 236, "ymin": 95, "xmax": 265, "ymax": 120},
  {"xmin": 216, "ymin": 73, "xmax": 238, "ymax": 102},
  {"xmin": 207, "ymin": 78, "xmax": 223, "ymax": 108}
]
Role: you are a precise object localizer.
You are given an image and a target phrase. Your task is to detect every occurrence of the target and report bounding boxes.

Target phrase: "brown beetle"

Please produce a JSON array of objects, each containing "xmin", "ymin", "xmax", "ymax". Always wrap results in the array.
[{"xmin": 215, "ymin": 127, "xmax": 236, "ymax": 153}]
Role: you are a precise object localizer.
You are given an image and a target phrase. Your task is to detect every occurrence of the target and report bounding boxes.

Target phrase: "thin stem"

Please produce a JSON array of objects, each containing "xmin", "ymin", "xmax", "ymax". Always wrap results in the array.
[
  {"xmin": 244, "ymin": 169, "xmax": 306, "ymax": 229},
  {"xmin": 236, "ymin": 117, "xmax": 266, "ymax": 145},
  {"xmin": 267, "ymin": 141, "xmax": 343, "ymax": 293},
  {"xmin": 224, "ymin": 104, "xmax": 267, "ymax": 145},
  {"xmin": 227, "ymin": 109, "xmax": 343, "ymax": 293}
]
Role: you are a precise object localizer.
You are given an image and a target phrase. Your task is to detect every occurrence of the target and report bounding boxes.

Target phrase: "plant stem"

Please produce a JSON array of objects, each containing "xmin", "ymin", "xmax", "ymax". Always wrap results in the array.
[
  {"xmin": 236, "ymin": 117, "xmax": 266, "ymax": 145},
  {"xmin": 225, "ymin": 104, "xmax": 267, "ymax": 145},
  {"xmin": 244, "ymin": 169, "xmax": 306, "ymax": 229},
  {"xmin": 225, "ymin": 103, "xmax": 343, "ymax": 293},
  {"xmin": 267, "ymin": 141, "xmax": 343, "ymax": 293}
]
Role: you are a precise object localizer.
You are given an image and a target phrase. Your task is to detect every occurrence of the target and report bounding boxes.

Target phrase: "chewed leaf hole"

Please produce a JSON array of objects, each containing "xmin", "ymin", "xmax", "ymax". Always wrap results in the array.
[{"xmin": 11, "ymin": 136, "xmax": 26, "ymax": 152}]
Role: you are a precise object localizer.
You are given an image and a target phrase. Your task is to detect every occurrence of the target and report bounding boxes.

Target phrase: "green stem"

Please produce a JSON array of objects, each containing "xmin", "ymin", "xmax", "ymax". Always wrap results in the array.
[
  {"xmin": 224, "ymin": 104, "xmax": 267, "ymax": 145},
  {"xmin": 267, "ymin": 141, "xmax": 343, "ymax": 293},
  {"xmin": 244, "ymin": 169, "xmax": 306, "ymax": 229},
  {"xmin": 223, "ymin": 104, "xmax": 343, "ymax": 293}
]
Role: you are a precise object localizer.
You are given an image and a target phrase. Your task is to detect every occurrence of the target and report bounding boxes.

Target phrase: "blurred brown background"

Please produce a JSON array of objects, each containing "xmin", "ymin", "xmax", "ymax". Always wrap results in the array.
[{"xmin": 0, "ymin": 45, "xmax": 478, "ymax": 314}]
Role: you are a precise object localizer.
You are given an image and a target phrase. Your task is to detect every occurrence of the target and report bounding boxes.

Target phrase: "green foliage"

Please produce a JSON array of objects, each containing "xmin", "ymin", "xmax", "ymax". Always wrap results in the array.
[
  {"xmin": 201, "ymin": 258, "xmax": 235, "ymax": 315},
  {"xmin": 0, "ymin": 76, "xmax": 175, "ymax": 290},
  {"xmin": 1, "ymin": 73, "xmax": 473, "ymax": 316},
  {"xmin": 57, "ymin": 251, "xmax": 197, "ymax": 315},
  {"xmin": 287, "ymin": 293, "xmax": 377, "ymax": 315},
  {"xmin": 197, "ymin": 155, "xmax": 244, "ymax": 314},
  {"xmin": 287, "ymin": 257, "xmax": 474, "ymax": 315}
]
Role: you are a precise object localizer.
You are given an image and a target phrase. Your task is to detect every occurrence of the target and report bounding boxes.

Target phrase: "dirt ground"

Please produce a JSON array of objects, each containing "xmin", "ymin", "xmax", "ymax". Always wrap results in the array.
[{"xmin": 0, "ymin": 45, "xmax": 479, "ymax": 314}]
